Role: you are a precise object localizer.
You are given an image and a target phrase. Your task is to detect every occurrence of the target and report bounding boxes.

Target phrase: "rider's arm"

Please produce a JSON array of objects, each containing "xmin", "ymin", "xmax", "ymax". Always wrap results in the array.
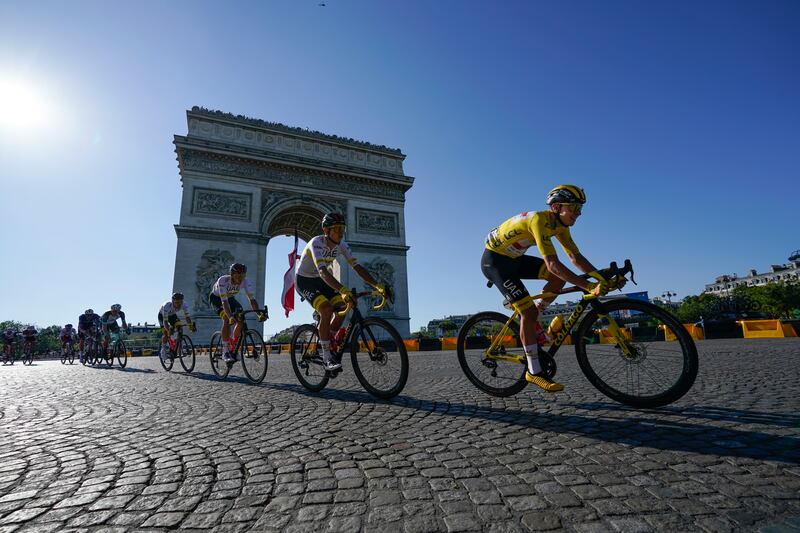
[
  {"xmin": 242, "ymin": 278, "xmax": 259, "ymax": 311},
  {"xmin": 568, "ymin": 252, "xmax": 600, "ymax": 277},
  {"xmin": 543, "ymin": 254, "xmax": 594, "ymax": 291},
  {"xmin": 353, "ymin": 264, "xmax": 380, "ymax": 288},
  {"xmin": 119, "ymin": 311, "xmax": 128, "ymax": 329}
]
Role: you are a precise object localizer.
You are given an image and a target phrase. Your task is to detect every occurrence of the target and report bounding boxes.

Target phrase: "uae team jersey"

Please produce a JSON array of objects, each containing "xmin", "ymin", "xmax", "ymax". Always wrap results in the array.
[
  {"xmin": 159, "ymin": 300, "xmax": 190, "ymax": 318},
  {"xmin": 485, "ymin": 210, "xmax": 580, "ymax": 259},
  {"xmin": 296, "ymin": 236, "xmax": 359, "ymax": 278},
  {"xmin": 211, "ymin": 275, "xmax": 255, "ymax": 300}
]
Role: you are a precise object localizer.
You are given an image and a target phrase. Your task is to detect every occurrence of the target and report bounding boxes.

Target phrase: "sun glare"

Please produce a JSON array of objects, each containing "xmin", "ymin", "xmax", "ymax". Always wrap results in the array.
[{"xmin": 0, "ymin": 78, "xmax": 50, "ymax": 132}]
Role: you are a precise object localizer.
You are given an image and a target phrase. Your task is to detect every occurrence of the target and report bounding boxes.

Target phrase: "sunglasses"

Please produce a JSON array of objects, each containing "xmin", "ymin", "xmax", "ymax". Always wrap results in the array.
[{"xmin": 562, "ymin": 203, "xmax": 583, "ymax": 214}]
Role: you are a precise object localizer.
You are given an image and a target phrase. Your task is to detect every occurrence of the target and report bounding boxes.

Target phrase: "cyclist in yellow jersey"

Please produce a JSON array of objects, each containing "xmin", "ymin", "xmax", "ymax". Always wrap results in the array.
[{"xmin": 482, "ymin": 185, "xmax": 614, "ymax": 392}]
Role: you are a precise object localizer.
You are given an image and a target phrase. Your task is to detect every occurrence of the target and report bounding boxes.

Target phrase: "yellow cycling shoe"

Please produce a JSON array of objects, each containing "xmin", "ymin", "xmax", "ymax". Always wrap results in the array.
[{"xmin": 525, "ymin": 372, "xmax": 564, "ymax": 392}]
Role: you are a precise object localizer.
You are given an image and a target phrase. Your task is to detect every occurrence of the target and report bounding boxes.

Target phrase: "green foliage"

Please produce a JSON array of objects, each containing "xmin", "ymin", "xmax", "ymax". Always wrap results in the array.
[
  {"xmin": 438, "ymin": 320, "xmax": 458, "ymax": 335},
  {"xmin": 412, "ymin": 329, "xmax": 436, "ymax": 339},
  {"xmin": 674, "ymin": 280, "xmax": 800, "ymax": 321}
]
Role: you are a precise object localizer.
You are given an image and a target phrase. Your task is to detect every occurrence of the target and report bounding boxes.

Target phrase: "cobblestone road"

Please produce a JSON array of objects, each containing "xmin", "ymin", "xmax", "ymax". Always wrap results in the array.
[{"xmin": 1, "ymin": 338, "xmax": 798, "ymax": 532}]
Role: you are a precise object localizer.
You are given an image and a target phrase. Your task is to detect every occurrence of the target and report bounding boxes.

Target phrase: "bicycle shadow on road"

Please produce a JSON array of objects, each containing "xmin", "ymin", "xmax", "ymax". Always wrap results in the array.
[
  {"xmin": 407, "ymin": 399, "xmax": 800, "ymax": 464},
  {"xmin": 85, "ymin": 366, "xmax": 157, "ymax": 374},
  {"xmin": 565, "ymin": 401, "xmax": 800, "ymax": 429},
  {"xmin": 176, "ymin": 370, "xmax": 256, "ymax": 386},
  {"xmin": 262, "ymin": 381, "xmax": 389, "ymax": 404}
]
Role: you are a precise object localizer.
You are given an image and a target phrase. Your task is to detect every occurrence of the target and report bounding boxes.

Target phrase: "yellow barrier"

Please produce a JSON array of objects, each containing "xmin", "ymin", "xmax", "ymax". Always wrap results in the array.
[
  {"xmin": 662, "ymin": 324, "xmax": 705, "ymax": 341},
  {"xmin": 403, "ymin": 339, "xmax": 420, "ymax": 352},
  {"xmin": 738, "ymin": 320, "xmax": 797, "ymax": 338},
  {"xmin": 597, "ymin": 328, "xmax": 632, "ymax": 344},
  {"xmin": 441, "ymin": 337, "xmax": 457, "ymax": 350}
]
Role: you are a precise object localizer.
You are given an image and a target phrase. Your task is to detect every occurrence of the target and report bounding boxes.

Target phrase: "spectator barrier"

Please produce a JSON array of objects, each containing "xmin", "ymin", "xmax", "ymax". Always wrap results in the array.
[{"xmin": 737, "ymin": 320, "xmax": 797, "ymax": 338}]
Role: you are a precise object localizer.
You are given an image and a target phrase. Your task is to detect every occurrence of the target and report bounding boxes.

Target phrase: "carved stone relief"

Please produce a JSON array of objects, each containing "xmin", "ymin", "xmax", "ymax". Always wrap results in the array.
[
  {"xmin": 192, "ymin": 188, "xmax": 251, "ymax": 221},
  {"xmin": 182, "ymin": 151, "xmax": 406, "ymax": 201},
  {"xmin": 194, "ymin": 249, "xmax": 236, "ymax": 311},
  {"xmin": 361, "ymin": 257, "xmax": 395, "ymax": 312},
  {"xmin": 356, "ymin": 208, "xmax": 398, "ymax": 236}
]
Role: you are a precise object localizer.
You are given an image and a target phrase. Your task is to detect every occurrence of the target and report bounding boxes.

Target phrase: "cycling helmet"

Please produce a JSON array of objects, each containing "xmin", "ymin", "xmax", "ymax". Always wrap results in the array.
[
  {"xmin": 111, "ymin": 304, "xmax": 122, "ymax": 311},
  {"xmin": 321, "ymin": 212, "xmax": 346, "ymax": 228},
  {"xmin": 85, "ymin": 309, "xmax": 94, "ymax": 315},
  {"xmin": 546, "ymin": 185, "xmax": 587, "ymax": 205},
  {"xmin": 229, "ymin": 263, "xmax": 247, "ymax": 275},
  {"xmin": 172, "ymin": 292, "xmax": 185, "ymax": 301},
  {"xmin": 65, "ymin": 324, "xmax": 73, "ymax": 328}
]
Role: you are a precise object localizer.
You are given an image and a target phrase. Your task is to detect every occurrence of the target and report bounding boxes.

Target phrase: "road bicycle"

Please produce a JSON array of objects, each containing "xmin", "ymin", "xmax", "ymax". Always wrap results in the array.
[
  {"xmin": 290, "ymin": 289, "xmax": 409, "ymax": 399},
  {"xmin": 160, "ymin": 320, "xmax": 196, "ymax": 373},
  {"xmin": 22, "ymin": 339, "xmax": 35, "ymax": 365},
  {"xmin": 82, "ymin": 329, "xmax": 103, "ymax": 366},
  {"xmin": 106, "ymin": 329, "xmax": 129, "ymax": 368},
  {"xmin": 60, "ymin": 339, "xmax": 77, "ymax": 365},
  {"xmin": 2, "ymin": 340, "xmax": 17, "ymax": 365},
  {"xmin": 456, "ymin": 260, "xmax": 698, "ymax": 408},
  {"xmin": 209, "ymin": 307, "xmax": 269, "ymax": 383}
]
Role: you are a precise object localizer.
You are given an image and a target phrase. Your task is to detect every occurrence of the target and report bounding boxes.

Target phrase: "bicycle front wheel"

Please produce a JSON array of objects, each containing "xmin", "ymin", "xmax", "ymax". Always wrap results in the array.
[
  {"xmin": 574, "ymin": 298, "xmax": 699, "ymax": 408},
  {"xmin": 23, "ymin": 350, "xmax": 33, "ymax": 365},
  {"xmin": 209, "ymin": 332, "xmax": 229, "ymax": 379},
  {"xmin": 290, "ymin": 324, "xmax": 329, "ymax": 392},
  {"xmin": 241, "ymin": 330, "xmax": 268, "ymax": 384},
  {"xmin": 456, "ymin": 312, "xmax": 528, "ymax": 397},
  {"xmin": 350, "ymin": 318, "xmax": 409, "ymax": 399},
  {"xmin": 67, "ymin": 347, "xmax": 75, "ymax": 365},
  {"xmin": 116, "ymin": 340, "xmax": 128, "ymax": 368},
  {"xmin": 179, "ymin": 336, "xmax": 196, "ymax": 373},
  {"xmin": 61, "ymin": 351, "xmax": 68, "ymax": 364}
]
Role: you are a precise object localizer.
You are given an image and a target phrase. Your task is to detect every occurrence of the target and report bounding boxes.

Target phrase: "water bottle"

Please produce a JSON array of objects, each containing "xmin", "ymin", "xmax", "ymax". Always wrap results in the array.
[{"xmin": 547, "ymin": 315, "xmax": 564, "ymax": 337}]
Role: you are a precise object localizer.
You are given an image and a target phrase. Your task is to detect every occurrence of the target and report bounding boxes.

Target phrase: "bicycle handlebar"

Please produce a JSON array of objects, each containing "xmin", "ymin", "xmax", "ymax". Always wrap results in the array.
[
  {"xmin": 232, "ymin": 306, "xmax": 269, "ymax": 320},
  {"xmin": 335, "ymin": 289, "xmax": 390, "ymax": 317}
]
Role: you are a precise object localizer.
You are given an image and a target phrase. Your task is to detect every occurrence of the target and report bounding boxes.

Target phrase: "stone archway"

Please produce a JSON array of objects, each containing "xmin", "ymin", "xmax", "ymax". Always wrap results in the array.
[{"xmin": 171, "ymin": 107, "xmax": 414, "ymax": 342}]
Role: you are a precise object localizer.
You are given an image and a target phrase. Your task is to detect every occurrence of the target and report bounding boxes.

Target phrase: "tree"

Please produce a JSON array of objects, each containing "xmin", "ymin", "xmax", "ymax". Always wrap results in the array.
[{"xmin": 438, "ymin": 320, "xmax": 458, "ymax": 336}]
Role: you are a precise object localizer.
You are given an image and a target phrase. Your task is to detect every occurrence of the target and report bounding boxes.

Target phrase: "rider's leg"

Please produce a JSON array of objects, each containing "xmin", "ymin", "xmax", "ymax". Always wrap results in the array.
[{"xmin": 317, "ymin": 300, "xmax": 341, "ymax": 370}]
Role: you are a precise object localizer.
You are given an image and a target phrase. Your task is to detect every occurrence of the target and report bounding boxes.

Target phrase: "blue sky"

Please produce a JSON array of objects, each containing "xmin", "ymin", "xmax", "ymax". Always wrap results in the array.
[{"xmin": 1, "ymin": 0, "xmax": 798, "ymax": 336}]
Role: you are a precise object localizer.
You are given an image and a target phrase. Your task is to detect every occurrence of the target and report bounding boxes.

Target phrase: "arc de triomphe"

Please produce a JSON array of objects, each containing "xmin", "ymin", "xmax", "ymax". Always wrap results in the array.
[{"xmin": 171, "ymin": 107, "xmax": 414, "ymax": 341}]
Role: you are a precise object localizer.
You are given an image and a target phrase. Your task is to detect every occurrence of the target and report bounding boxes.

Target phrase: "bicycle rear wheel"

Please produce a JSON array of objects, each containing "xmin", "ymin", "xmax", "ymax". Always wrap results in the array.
[
  {"xmin": 574, "ymin": 298, "xmax": 699, "ymax": 408},
  {"xmin": 290, "ymin": 324, "xmax": 329, "ymax": 392},
  {"xmin": 350, "ymin": 318, "xmax": 409, "ymax": 399},
  {"xmin": 179, "ymin": 336, "xmax": 196, "ymax": 373},
  {"xmin": 116, "ymin": 340, "xmax": 128, "ymax": 368},
  {"xmin": 241, "ymin": 330, "xmax": 268, "ymax": 384},
  {"xmin": 67, "ymin": 346, "xmax": 75, "ymax": 364},
  {"xmin": 61, "ymin": 351, "xmax": 68, "ymax": 364},
  {"xmin": 209, "ymin": 332, "xmax": 229, "ymax": 379},
  {"xmin": 23, "ymin": 348, "xmax": 33, "ymax": 365},
  {"xmin": 456, "ymin": 312, "xmax": 527, "ymax": 397}
]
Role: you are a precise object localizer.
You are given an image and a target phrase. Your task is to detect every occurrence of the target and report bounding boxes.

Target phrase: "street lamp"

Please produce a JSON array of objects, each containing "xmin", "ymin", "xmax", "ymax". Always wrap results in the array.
[{"xmin": 662, "ymin": 291, "xmax": 677, "ymax": 303}]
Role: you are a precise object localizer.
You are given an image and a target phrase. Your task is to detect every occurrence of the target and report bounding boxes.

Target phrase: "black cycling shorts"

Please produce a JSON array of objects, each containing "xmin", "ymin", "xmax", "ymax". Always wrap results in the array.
[
  {"xmin": 157, "ymin": 313, "xmax": 179, "ymax": 327},
  {"xmin": 481, "ymin": 249, "xmax": 550, "ymax": 306},
  {"xmin": 209, "ymin": 293, "xmax": 243, "ymax": 319},
  {"xmin": 296, "ymin": 275, "xmax": 344, "ymax": 312}
]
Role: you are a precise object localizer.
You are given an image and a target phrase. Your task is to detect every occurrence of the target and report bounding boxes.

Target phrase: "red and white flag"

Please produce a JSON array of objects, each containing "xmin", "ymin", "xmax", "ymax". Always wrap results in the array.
[{"xmin": 281, "ymin": 234, "xmax": 299, "ymax": 317}]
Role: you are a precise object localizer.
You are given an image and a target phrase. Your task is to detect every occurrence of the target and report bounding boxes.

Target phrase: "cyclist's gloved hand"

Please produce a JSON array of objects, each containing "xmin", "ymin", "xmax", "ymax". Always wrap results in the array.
[
  {"xmin": 228, "ymin": 315, "xmax": 237, "ymax": 326},
  {"xmin": 125, "ymin": 327, "xmax": 131, "ymax": 335},
  {"xmin": 589, "ymin": 281, "xmax": 609, "ymax": 298},
  {"xmin": 339, "ymin": 286, "xmax": 355, "ymax": 307},
  {"xmin": 188, "ymin": 322, "xmax": 197, "ymax": 333},
  {"xmin": 256, "ymin": 312, "xmax": 267, "ymax": 322}
]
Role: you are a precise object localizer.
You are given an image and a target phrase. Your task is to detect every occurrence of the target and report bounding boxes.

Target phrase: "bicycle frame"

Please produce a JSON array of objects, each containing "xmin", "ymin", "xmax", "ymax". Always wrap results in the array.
[{"xmin": 483, "ymin": 264, "xmax": 637, "ymax": 363}]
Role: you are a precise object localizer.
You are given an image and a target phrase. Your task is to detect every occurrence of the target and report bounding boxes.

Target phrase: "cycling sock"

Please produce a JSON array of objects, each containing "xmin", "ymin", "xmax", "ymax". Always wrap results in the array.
[
  {"xmin": 524, "ymin": 344, "xmax": 541, "ymax": 374},
  {"xmin": 321, "ymin": 340, "xmax": 330, "ymax": 357}
]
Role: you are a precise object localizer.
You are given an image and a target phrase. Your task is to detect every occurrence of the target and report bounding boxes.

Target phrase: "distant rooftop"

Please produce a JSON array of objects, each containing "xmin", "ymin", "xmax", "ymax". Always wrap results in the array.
[{"xmin": 189, "ymin": 106, "xmax": 403, "ymax": 156}]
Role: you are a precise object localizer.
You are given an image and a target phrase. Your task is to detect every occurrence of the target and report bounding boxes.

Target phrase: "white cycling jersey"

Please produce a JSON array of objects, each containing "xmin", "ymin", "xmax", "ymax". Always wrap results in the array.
[
  {"xmin": 296, "ymin": 235, "xmax": 359, "ymax": 279},
  {"xmin": 211, "ymin": 275, "xmax": 254, "ymax": 300},
  {"xmin": 159, "ymin": 300, "xmax": 190, "ymax": 318}
]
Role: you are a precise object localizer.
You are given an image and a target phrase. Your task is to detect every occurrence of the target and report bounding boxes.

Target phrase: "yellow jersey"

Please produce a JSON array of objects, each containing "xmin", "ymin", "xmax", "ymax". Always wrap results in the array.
[{"xmin": 485, "ymin": 210, "xmax": 579, "ymax": 259}]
